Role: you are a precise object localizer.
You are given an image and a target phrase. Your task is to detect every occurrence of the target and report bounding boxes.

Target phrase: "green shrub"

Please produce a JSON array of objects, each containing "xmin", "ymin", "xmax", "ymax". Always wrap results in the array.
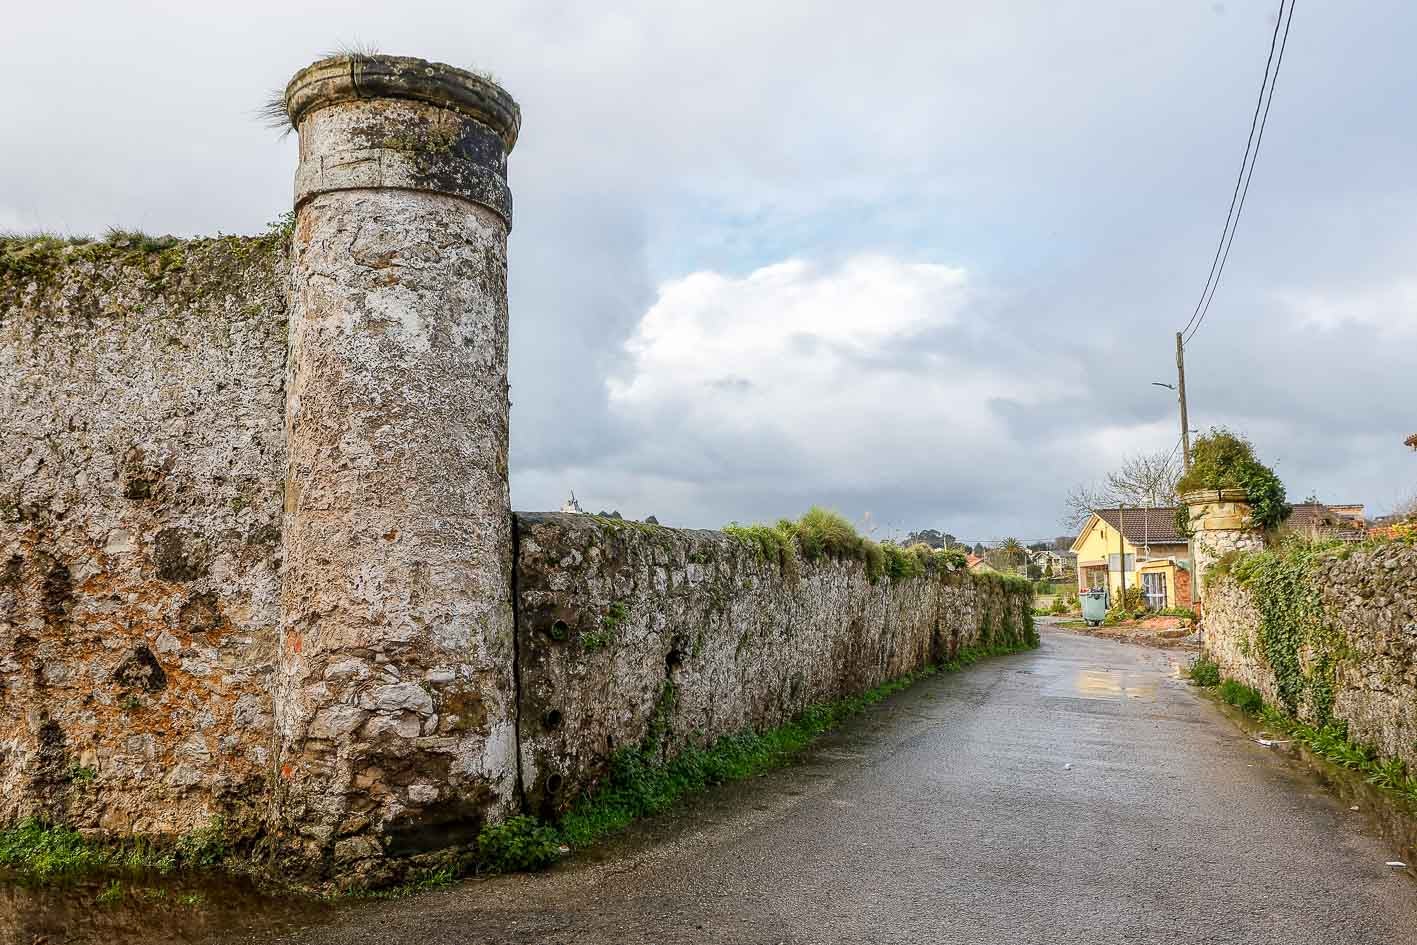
[
  {"xmin": 68, "ymin": 764, "xmax": 97, "ymax": 784},
  {"xmin": 1218, "ymin": 679, "xmax": 1265, "ymax": 714},
  {"xmin": 722, "ymin": 522, "xmax": 799, "ymax": 583},
  {"xmin": 1187, "ymin": 656, "xmax": 1220, "ymax": 687},
  {"xmin": 938, "ymin": 547, "xmax": 968, "ymax": 569},
  {"xmin": 794, "ymin": 507, "xmax": 864, "ymax": 561},
  {"xmin": 1175, "ymin": 428, "xmax": 1289, "ymax": 533},
  {"xmin": 1254, "ymin": 709, "xmax": 1417, "ymax": 804},
  {"xmin": 861, "ymin": 541, "xmax": 885, "ymax": 583},
  {"xmin": 1366, "ymin": 756, "xmax": 1410, "ymax": 791},
  {"xmin": 476, "ymin": 816, "xmax": 563, "ymax": 873},
  {"xmin": 881, "ymin": 543, "xmax": 923, "ymax": 581},
  {"xmin": 173, "ymin": 818, "xmax": 226, "ymax": 868},
  {"xmin": 0, "ymin": 820, "xmax": 112, "ymax": 878}
]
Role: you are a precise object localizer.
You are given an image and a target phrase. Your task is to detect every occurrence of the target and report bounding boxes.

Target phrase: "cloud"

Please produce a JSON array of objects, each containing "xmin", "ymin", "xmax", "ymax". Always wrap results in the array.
[
  {"xmin": 582, "ymin": 254, "xmax": 1073, "ymax": 534},
  {"xmin": 5, "ymin": 1, "xmax": 1417, "ymax": 531},
  {"xmin": 1277, "ymin": 279, "xmax": 1417, "ymax": 338},
  {"xmin": 610, "ymin": 255, "xmax": 976, "ymax": 413}
]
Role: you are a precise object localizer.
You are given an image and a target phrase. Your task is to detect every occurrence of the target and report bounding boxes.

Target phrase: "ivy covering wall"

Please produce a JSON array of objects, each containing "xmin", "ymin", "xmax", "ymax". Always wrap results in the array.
[{"xmin": 1202, "ymin": 537, "xmax": 1417, "ymax": 772}]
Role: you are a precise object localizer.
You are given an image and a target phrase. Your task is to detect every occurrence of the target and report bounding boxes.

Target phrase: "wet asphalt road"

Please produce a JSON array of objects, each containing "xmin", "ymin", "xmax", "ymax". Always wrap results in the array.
[{"xmin": 235, "ymin": 627, "xmax": 1417, "ymax": 945}]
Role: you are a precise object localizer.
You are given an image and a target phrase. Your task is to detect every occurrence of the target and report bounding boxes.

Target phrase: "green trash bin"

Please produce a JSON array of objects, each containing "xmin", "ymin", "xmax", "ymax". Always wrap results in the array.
[{"xmin": 1081, "ymin": 589, "xmax": 1108, "ymax": 626}]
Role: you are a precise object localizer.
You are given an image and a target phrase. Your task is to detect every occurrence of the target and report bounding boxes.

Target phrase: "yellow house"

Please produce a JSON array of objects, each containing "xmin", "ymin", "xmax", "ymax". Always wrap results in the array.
[{"xmin": 1070, "ymin": 507, "xmax": 1193, "ymax": 610}]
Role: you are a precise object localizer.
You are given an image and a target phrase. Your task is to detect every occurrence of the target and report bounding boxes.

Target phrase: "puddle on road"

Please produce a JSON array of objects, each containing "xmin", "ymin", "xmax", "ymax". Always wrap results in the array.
[
  {"xmin": 0, "ymin": 869, "xmax": 332, "ymax": 945},
  {"xmin": 1074, "ymin": 668, "xmax": 1157, "ymax": 702}
]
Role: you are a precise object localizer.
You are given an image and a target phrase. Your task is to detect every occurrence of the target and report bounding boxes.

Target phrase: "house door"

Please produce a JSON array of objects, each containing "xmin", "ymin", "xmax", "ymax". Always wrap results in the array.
[{"xmin": 1142, "ymin": 572, "xmax": 1167, "ymax": 610}]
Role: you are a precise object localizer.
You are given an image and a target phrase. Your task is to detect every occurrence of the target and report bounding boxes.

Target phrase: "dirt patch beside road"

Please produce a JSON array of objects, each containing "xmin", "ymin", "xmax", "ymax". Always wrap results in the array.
[{"xmin": 1047, "ymin": 615, "xmax": 1199, "ymax": 650}]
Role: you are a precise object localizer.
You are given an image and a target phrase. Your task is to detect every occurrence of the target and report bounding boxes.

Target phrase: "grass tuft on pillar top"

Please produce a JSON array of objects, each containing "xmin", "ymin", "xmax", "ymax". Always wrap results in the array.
[{"xmin": 1175, "ymin": 428, "xmax": 1290, "ymax": 534}]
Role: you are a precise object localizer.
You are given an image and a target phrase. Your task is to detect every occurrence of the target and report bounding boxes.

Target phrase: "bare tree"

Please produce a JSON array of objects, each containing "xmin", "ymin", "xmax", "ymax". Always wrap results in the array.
[
  {"xmin": 1106, "ymin": 450, "xmax": 1181, "ymax": 509},
  {"xmin": 1061, "ymin": 449, "xmax": 1181, "ymax": 531},
  {"xmin": 1062, "ymin": 481, "xmax": 1110, "ymax": 532}
]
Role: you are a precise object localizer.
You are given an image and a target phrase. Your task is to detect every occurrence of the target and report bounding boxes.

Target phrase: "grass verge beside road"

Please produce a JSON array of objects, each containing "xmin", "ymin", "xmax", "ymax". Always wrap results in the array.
[{"xmin": 1186, "ymin": 656, "xmax": 1417, "ymax": 805}]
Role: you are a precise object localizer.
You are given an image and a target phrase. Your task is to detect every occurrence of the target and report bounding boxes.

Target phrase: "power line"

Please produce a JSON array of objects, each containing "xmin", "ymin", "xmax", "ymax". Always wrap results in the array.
[
  {"xmin": 1187, "ymin": 0, "xmax": 1296, "ymax": 345},
  {"xmin": 1180, "ymin": 0, "xmax": 1295, "ymax": 345},
  {"xmin": 1166, "ymin": 433, "xmax": 1184, "ymax": 466}
]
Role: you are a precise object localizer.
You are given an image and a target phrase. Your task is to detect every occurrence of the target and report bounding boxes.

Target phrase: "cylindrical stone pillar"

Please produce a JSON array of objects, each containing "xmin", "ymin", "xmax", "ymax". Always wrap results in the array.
[
  {"xmin": 273, "ymin": 54, "xmax": 521, "ymax": 874},
  {"xmin": 1182, "ymin": 488, "xmax": 1265, "ymax": 600}
]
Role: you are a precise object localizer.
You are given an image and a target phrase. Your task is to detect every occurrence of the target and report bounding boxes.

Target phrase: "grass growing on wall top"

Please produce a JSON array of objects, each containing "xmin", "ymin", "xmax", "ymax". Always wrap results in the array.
[
  {"xmin": 1, "ymin": 214, "xmax": 294, "ymax": 284},
  {"xmin": 724, "ymin": 507, "xmax": 973, "ymax": 585}
]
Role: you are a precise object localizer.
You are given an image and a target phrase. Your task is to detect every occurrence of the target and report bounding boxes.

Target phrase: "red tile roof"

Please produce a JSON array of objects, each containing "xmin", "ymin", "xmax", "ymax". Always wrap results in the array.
[
  {"xmin": 1092, "ymin": 501, "xmax": 1366, "ymax": 547},
  {"xmin": 1284, "ymin": 502, "xmax": 1366, "ymax": 539},
  {"xmin": 1093, "ymin": 507, "xmax": 1187, "ymax": 545}
]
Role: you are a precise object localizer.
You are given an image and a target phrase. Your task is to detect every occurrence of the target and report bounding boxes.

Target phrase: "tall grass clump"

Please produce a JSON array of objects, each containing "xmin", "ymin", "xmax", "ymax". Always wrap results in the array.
[{"xmin": 725, "ymin": 507, "xmax": 980, "ymax": 586}]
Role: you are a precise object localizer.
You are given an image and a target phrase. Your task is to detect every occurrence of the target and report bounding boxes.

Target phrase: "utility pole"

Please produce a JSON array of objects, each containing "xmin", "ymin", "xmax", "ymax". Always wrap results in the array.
[
  {"xmin": 1176, "ymin": 331, "xmax": 1191, "ymax": 470},
  {"xmin": 1117, "ymin": 505, "xmax": 1127, "ymax": 607}
]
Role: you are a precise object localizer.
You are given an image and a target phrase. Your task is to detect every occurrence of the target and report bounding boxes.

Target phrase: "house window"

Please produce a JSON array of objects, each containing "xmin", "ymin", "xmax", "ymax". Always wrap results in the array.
[{"xmin": 1107, "ymin": 554, "xmax": 1136, "ymax": 572}]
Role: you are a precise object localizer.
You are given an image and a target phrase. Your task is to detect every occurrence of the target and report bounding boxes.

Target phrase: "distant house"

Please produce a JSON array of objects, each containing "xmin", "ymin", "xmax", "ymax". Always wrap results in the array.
[
  {"xmin": 1070, "ymin": 500, "xmax": 1367, "ymax": 610},
  {"xmin": 560, "ymin": 492, "xmax": 585, "ymax": 514},
  {"xmin": 1027, "ymin": 549, "xmax": 1072, "ymax": 576},
  {"xmin": 1285, "ymin": 502, "xmax": 1366, "ymax": 541},
  {"xmin": 966, "ymin": 554, "xmax": 996, "ymax": 574}
]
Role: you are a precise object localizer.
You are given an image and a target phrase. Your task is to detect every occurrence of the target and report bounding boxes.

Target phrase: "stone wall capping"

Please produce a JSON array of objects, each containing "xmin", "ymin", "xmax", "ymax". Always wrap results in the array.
[
  {"xmin": 1181, "ymin": 488, "xmax": 1250, "ymax": 505},
  {"xmin": 283, "ymin": 54, "xmax": 520, "ymax": 150}
]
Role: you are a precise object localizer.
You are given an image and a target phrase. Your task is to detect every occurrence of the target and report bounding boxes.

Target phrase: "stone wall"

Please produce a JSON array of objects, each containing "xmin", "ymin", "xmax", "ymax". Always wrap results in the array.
[
  {"xmin": 0, "ymin": 234, "xmax": 1035, "ymax": 872},
  {"xmin": 1203, "ymin": 543, "xmax": 1417, "ymax": 770},
  {"xmin": 0, "ymin": 235, "xmax": 290, "ymax": 839},
  {"xmin": 0, "ymin": 52, "xmax": 1037, "ymax": 882},
  {"xmin": 514, "ymin": 512, "xmax": 1035, "ymax": 815}
]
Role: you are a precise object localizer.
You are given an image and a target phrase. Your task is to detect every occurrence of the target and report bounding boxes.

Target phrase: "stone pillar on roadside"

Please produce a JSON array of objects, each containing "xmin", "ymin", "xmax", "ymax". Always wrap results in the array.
[
  {"xmin": 1182, "ymin": 488, "xmax": 1265, "ymax": 603},
  {"xmin": 272, "ymin": 54, "xmax": 521, "ymax": 878}
]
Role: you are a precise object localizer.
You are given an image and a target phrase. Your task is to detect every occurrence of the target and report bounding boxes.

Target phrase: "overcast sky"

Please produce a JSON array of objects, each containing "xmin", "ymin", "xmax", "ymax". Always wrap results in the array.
[{"xmin": 5, "ymin": 1, "xmax": 1414, "ymax": 540}]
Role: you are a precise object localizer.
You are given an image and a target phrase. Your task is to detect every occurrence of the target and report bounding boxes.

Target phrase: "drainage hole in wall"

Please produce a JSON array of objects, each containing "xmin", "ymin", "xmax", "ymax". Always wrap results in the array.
[
  {"xmin": 548, "ymin": 619, "xmax": 569, "ymax": 641},
  {"xmin": 542, "ymin": 709, "xmax": 563, "ymax": 730},
  {"xmin": 546, "ymin": 773, "xmax": 564, "ymax": 794}
]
